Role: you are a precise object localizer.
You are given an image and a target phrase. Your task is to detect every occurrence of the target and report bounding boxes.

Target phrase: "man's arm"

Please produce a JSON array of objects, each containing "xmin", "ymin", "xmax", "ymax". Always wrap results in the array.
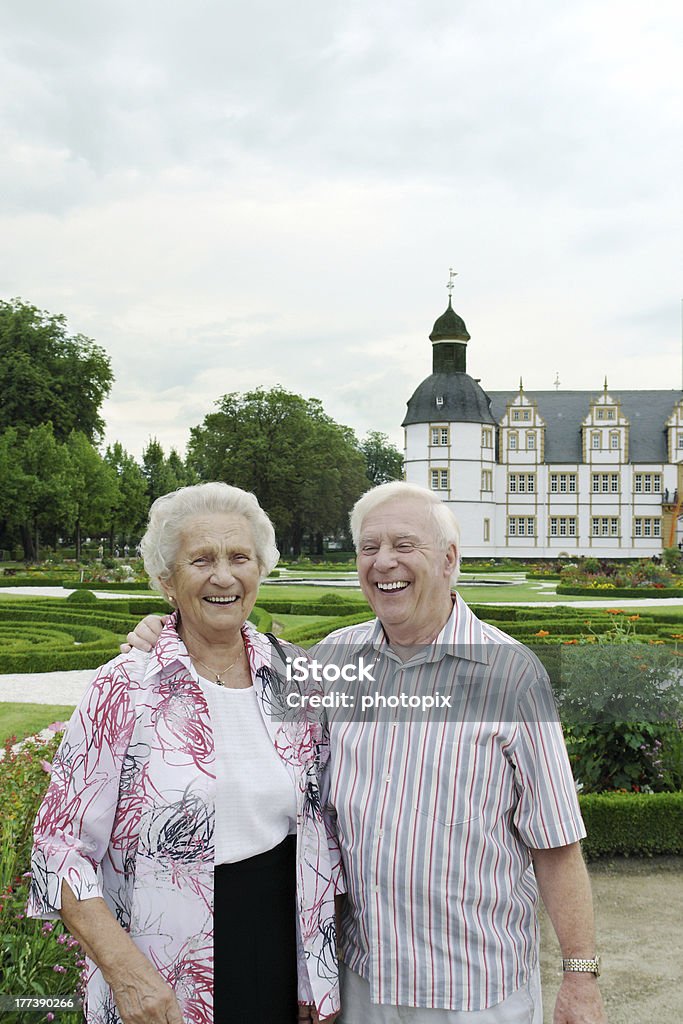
[
  {"xmin": 60, "ymin": 881, "xmax": 184, "ymax": 1024},
  {"xmin": 531, "ymin": 842, "xmax": 607, "ymax": 1024},
  {"xmin": 121, "ymin": 614, "xmax": 168, "ymax": 653}
]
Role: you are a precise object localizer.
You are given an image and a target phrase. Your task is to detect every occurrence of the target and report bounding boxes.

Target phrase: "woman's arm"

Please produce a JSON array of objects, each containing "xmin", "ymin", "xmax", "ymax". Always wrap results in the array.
[{"xmin": 60, "ymin": 882, "xmax": 184, "ymax": 1024}]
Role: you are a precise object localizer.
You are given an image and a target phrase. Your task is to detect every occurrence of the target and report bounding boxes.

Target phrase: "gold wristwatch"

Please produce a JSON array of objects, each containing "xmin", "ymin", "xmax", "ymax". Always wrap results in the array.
[{"xmin": 562, "ymin": 956, "xmax": 601, "ymax": 977}]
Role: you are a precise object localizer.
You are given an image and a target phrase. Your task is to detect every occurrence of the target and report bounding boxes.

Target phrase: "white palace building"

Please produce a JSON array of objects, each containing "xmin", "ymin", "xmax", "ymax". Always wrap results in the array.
[{"xmin": 403, "ymin": 291, "xmax": 683, "ymax": 558}]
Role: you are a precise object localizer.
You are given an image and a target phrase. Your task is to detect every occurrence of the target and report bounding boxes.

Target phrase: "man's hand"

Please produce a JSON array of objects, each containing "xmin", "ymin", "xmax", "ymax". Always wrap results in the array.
[
  {"xmin": 554, "ymin": 973, "xmax": 606, "ymax": 1024},
  {"xmin": 120, "ymin": 614, "xmax": 168, "ymax": 654}
]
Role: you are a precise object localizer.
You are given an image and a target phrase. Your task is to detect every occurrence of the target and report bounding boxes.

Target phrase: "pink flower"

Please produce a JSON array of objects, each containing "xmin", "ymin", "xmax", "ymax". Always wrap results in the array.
[
  {"xmin": 53, "ymin": 964, "xmax": 67, "ymax": 974},
  {"xmin": 42, "ymin": 922, "xmax": 54, "ymax": 933},
  {"xmin": 48, "ymin": 722, "xmax": 68, "ymax": 732},
  {"xmin": 47, "ymin": 1015, "xmax": 55, "ymax": 1022},
  {"xmin": 56, "ymin": 933, "xmax": 67, "ymax": 944},
  {"xmin": 40, "ymin": 759, "xmax": 52, "ymax": 774}
]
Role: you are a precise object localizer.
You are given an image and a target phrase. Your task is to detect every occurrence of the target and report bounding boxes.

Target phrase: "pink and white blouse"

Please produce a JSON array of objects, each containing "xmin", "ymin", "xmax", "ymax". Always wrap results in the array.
[{"xmin": 28, "ymin": 618, "xmax": 343, "ymax": 1023}]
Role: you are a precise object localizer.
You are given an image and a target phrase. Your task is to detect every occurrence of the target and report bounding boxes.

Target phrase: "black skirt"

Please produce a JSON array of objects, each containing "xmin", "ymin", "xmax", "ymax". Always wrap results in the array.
[{"xmin": 213, "ymin": 834, "xmax": 298, "ymax": 1024}]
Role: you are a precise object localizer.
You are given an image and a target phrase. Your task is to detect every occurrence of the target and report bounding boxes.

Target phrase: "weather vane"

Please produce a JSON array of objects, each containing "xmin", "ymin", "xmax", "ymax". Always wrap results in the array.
[
  {"xmin": 554, "ymin": 373, "xmax": 561, "ymax": 391},
  {"xmin": 447, "ymin": 268, "xmax": 457, "ymax": 298}
]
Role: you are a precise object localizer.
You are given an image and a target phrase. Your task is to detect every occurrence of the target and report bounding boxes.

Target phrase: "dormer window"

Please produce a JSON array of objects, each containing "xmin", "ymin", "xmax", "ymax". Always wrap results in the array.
[{"xmin": 435, "ymin": 395, "xmax": 444, "ymax": 408}]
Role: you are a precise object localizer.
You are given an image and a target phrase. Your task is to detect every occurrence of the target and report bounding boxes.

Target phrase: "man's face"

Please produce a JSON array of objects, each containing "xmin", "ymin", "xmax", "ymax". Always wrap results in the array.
[{"xmin": 356, "ymin": 496, "xmax": 457, "ymax": 643}]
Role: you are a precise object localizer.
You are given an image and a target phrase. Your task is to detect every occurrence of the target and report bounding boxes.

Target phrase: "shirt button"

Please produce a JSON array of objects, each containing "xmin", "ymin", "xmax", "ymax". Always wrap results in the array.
[
  {"xmin": 378, "ymin": 830, "xmax": 384, "ymax": 838},
  {"xmin": 385, "ymin": 775, "xmax": 391, "ymax": 783}
]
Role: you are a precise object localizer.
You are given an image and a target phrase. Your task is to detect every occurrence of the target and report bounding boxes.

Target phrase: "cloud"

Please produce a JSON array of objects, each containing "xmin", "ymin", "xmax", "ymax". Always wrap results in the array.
[{"xmin": 0, "ymin": 0, "xmax": 680, "ymax": 461}]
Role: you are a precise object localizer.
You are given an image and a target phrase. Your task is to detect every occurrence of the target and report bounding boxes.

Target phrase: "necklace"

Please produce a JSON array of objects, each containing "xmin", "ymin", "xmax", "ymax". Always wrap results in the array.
[{"xmin": 191, "ymin": 646, "xmax": 245, "ymax": 685}]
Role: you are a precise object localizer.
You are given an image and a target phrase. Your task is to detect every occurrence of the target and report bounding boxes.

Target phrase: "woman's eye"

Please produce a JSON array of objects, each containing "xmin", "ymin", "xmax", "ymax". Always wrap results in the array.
[{"xmin": 192, "ymin": 557, "xmax": 210, "ymax": 566}]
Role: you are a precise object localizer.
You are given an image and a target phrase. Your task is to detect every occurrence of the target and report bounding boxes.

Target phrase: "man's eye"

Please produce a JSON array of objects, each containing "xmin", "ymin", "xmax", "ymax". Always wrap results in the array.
[{"xmin": 361, "ymin": 546, "xmax": 378, "ymax": 554}]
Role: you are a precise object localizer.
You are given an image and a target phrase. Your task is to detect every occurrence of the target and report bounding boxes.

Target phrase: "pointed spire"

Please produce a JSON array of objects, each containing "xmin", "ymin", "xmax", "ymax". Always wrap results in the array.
[
  {"xmin": 519, "ymin": 377, "xmax": 524, "ymax": 396},
  {"xmin": 604, "ymin": 376, "xmax": 608, "ymax": 394}
]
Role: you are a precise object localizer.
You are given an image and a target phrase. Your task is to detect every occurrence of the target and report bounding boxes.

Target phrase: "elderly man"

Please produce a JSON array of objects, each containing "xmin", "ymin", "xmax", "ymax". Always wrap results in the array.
[{"xmin": 126, "ymin": 481, "xmax": 606, "ymax": 1024}]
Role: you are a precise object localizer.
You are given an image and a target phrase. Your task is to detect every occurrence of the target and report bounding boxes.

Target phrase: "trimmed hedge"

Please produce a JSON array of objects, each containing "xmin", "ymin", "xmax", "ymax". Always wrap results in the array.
[
  {"xmin": 557, "ymin": 584, "xmax": 683, "ymax": 598},
  {"xmin": 248, "ymin": 606, "xmax": 273, "ymax": 633},
  {"xmin": 281, "ymin": 612, "xmax": 374, "ymax": 645},
  {"xmin": 579, "ymin": 792, "xmax": 683, "ymax": 858}
]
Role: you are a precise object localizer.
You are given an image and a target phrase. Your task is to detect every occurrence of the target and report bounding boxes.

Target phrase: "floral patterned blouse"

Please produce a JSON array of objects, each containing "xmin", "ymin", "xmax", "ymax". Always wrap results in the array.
[{"xmin": 28, "ymin": 618, "xmax": 343, "ymax": 1023}]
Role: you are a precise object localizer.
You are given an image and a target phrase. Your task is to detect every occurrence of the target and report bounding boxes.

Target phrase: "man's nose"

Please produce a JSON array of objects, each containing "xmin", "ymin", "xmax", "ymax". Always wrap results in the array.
[{"xmin": 373, "ymin": 544, "xmax": 398, "ymax": 571}]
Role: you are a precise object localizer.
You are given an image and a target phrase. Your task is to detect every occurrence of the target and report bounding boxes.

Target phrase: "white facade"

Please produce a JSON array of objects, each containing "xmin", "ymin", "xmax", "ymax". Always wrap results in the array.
[{"xmin": 405, "ymin": 389, "xmax": 683, "ymax": 558}]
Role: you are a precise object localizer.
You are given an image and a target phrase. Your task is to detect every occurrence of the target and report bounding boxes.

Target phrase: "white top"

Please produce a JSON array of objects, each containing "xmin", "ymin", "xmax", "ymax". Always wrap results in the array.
[{"xmin": 195, "ymin": 674, "xmax": 297, "ymax": 864}]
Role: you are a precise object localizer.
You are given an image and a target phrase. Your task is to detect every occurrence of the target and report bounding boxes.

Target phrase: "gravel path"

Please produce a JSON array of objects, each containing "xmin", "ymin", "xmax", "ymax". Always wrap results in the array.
[{"xmin": 0, "ymin": 669, "xmax": 93, "ymax": 704}]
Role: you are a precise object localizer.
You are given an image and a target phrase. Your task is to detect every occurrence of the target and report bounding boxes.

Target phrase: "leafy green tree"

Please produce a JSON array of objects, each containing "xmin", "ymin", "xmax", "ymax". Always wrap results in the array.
[
  {"xmin": 9, "ymin": 424, "xmax": 73, "ymax": 559},
  {"xmin": 104, "ymin": 443, "xmax": 150, "ymax": 551},
  {"xmin": 141, "ymin": 438, "xmax": 179, "ymax": 503},
  {"xmin": 360, "ymin": 431, "xmax": 404, "ymax": 486},
  {"xmin": 65, "ymin": 433, "xmax": 119, "ymax": 559},
  {"xmin": 187, "ymin": 387, "xmax": 369, "ymax": 556},
  {"xmin": 0, "ymin": 299, "xmax": 113, "ymax": 441}
]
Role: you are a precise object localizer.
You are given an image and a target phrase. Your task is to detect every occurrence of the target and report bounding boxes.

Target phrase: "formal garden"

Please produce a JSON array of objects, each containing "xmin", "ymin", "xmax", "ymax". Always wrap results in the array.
[{"xmin": 1, "ymin": 563, "xmax": 683, "ymax": 1021}]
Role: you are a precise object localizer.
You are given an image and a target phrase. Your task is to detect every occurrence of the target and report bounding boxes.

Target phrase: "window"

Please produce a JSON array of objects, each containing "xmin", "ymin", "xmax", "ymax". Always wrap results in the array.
[
  {"xmin": 512, "ymin": 410, "xmax": 520, "ymax": 421},
  {"xmin": 508, "ymin": 473, "xmax": 535, "ymax": 493},
  {"xmin": 508, "ymin": 516, "xmax": 535, "ymax": 537},
  {"xmin": 482, "ymin": 427, "xmax": 493, "ymax": 448},
  {"xmin": 508, "ymin": 432, "xmax": 518, "ymax": 450},
  {"xmin": 678, "ymin": 433, "xmax": 683, "ymax": 449},
  {"xmin": 634, "ymin": 473, "xmax": 662, "ymax": 494},
  {"xmin": 436, "ymin": 395, "xmax": 444, "ymax": 408},
  {"xmin": 550, "ymin": 473, "xmax": 577, "ymax": 494},
  {"xmin": 481, "ymin": 469, "xmax": 492, "ymax": 491},
  {"xmin": 430, "ymin": 469, "xmax": 449, "ymax": 491},
  {"xmin": 483, "ymin": 518, "xmax": 490, "ymax": 542},
  {"xmin": 526, "ymin": 432, "xmax": 536, "ymax": 450},
  {"xmin": 591, "ymin": 432, "xmax": 601, "ymax": 450},
  {"xmin": 550, "ymin": 517, "xmax": 577, "ymax": 538},
  {"xmin": 634, "ymin": 518, "xmax": 661, "ymax": 538},
  {"xmin": 431, "ymin": 426, "xmax": 449, "ymax": 446},
  {"xmin": 610, "ymin": 432, "xmax": 620, "ymax": 450},
  {"xmin": 591, "ymin": 473, "xmax": 619, "ymax": 493},
  {"xmin": 591, "ymin": 517, "xmax": 620, "ymax": 538}
]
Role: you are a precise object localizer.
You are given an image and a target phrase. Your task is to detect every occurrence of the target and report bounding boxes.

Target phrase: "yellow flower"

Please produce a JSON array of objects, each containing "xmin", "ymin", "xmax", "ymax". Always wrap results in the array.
[{"xmin": 534, "ymin": 629, "xmax": 550, "ymax": 637}]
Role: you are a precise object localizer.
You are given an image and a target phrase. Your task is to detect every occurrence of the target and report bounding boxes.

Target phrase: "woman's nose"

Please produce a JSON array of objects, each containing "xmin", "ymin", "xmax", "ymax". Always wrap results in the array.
[{"xmin": 210, "ymin": 560, "xmax": 235, "ymax": 584}]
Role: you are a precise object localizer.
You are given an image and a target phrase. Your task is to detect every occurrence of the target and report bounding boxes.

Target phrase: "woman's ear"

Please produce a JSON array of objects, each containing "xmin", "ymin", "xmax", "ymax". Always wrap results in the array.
[{"xmin": 159, "ymin": 577, "xmax": 176, "ymax": 604}]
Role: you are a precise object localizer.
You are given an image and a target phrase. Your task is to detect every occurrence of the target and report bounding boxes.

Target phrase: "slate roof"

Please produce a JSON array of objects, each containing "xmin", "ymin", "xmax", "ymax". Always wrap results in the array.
[
  {"xmin": 404, "ymin": 380, "xmax": 683, "ymax": 463},
  {"xmin": 403, "ymin": 372, "xmax": 497, "ymax": 426},
  {"xmin": 488, "ymin": 390, "xmax": 683, "ymax": 464}
]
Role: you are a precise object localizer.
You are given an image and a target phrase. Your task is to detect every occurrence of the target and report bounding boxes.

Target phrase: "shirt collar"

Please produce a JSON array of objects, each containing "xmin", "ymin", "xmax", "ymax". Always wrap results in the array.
[
  {"xmin": 143, "ymin": 613, "xmax": 269, "ymax": 681},
  {"xmin": 370, "ymin": 592, "xmax": 489, "ymax": 666}
]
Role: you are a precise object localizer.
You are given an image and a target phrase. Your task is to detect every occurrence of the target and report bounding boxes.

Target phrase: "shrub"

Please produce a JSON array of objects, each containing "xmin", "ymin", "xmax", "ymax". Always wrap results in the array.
[
  {"xmin": 579, "ymin": 792, "xmax": 683, "ymax": 857},
  {"xmin": 65, "ymin": 589, "xmax": 97, "ymax": 603}
]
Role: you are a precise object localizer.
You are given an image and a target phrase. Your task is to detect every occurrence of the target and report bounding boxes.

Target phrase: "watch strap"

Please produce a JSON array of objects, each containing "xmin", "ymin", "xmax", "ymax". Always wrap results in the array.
[{"xmin": 562, "ymin": 956, "xmax": 601, "ymax": 977}]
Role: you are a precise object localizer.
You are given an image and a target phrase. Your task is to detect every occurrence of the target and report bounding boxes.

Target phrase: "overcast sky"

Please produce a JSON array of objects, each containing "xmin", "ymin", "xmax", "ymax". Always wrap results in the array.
[{"xmin": 1, "ymin": 0, "xmax": 681, "ymax": 458}]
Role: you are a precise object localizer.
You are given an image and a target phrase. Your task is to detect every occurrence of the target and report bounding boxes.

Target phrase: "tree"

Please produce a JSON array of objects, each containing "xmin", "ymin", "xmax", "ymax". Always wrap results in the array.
[
  {"xmin": 360, "ymin": 431, "xmax": 404, "ymax": 486},
  {"xmin": 187, "ymin": 387, "xmax": 369, "ymax": 556},
  {"xmin": 65, "ymin": 432, "xmax": 119, "ymax": 559},
  {"xmin": 3, "ymin": 424, "xmax": 74, "ymax": 559},
  {"xmin": 104, "ymin": 443, "xmax": 149, "ymax": 552},
  {"xmin": 0, "ymin": 298, "xmax": 113, "ymax": 441},
  {"xmin": 141, "ymin": 438, "xmax": 180, "ymax": 503}
]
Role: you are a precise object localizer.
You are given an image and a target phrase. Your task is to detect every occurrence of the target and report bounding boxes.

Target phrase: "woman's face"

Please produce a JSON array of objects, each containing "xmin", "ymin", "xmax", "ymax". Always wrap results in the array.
[{"xmin": 162, "ymin": 512, "xmax": 262, "ymax": 646}]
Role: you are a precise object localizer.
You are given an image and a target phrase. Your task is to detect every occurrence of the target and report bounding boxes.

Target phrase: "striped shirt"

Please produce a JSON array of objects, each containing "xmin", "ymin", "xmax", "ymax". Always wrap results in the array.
[{"xmin": 315, "ymin": 594, "xmax": 585, "ymax": 1011}]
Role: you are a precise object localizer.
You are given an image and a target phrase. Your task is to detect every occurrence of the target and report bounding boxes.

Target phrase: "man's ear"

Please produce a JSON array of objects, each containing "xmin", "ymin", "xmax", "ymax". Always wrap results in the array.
[{"xmin": 443, "ymin": 543, "xmax": 458, "ymax": 578}]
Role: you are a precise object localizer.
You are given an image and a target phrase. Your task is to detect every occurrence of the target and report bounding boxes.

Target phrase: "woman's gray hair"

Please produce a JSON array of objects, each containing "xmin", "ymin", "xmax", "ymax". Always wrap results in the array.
[
  {"xmin": 349, "ymin": 481, "xmax": 461, "ymax": 582},
  {"xmin": 140, "ymin": 482, "xmax": 279, "ymax": 591}
]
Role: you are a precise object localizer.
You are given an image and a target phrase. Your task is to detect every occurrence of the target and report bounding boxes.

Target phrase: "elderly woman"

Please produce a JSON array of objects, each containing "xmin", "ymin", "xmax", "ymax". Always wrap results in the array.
[{"xmin": 28, "ymin": 482, "xmax": 342, "ymax": 1024}]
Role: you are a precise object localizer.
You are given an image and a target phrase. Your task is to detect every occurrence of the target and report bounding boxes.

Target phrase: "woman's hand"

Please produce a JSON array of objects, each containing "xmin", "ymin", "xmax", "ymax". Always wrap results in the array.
[
  {"xmin": 108, "ymin": 952, "xmax": 185, "ymax": 1024},
  {"xmin": 297, "ymin": 1007, "xmax": 340, "ymax": 1023}
]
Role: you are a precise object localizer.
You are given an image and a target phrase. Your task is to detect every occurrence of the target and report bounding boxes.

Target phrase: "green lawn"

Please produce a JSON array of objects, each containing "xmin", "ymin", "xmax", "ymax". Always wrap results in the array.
[{"xmin": 1, "ymin": 702, "xmax": 75, "ymax": 745}]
